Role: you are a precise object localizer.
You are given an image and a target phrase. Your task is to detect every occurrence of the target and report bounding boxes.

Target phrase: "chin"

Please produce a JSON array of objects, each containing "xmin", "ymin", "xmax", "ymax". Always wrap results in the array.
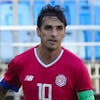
[{"xmin": 47, "ymin": 46, "xmax": 58, "ymax": 51}]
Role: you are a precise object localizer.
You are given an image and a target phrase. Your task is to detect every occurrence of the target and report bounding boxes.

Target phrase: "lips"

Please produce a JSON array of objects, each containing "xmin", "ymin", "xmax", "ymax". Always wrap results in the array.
[
  {"xmin": 48, "ymin": 39, "xmax": 58, "ymax": 45},
  {"xmin": 48, "ymin": 39, "xmax": 57, "ymax": 42},
  {"xmin": 49, "ymin": 39, "xmax": 57, "ymax": 43}
]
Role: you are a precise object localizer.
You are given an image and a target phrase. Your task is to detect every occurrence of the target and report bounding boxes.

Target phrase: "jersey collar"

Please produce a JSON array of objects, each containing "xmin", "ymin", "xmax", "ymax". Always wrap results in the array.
[{"xmin": 34, "ymin": 48, "xmax": 64, "ymax": 68}]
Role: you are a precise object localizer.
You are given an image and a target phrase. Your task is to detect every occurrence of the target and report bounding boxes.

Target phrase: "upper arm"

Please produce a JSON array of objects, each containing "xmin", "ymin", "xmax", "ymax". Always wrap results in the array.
[
  {"xmin": 75, "ymin": 61, "xmax": 95, "ymax": 99},
  {"xmin": 0, "ymin": 58, "xmax": 21, "ymax": 92},
  {"xmin": 76, "ymin": 61, "xmax": 93, "ymax": 91},
  {"xmin": 77, "ymin": 90, "xmax": 95, "ymax": 100}
]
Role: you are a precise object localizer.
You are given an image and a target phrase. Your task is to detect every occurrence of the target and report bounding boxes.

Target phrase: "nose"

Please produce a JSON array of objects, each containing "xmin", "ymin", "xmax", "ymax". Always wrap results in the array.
[{"xmin": 51, "ymin": 28, "xmax": 58, "ymax": 37}]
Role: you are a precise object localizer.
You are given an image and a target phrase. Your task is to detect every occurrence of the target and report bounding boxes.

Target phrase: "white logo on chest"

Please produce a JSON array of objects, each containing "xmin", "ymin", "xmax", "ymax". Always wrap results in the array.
[
  {"xmin": 55, "ymin": 74, "xmax": 67, "ymax": 87},
  {"xmin": 24, "ymin": 75, "xmax": 34, "ymax": 81}
]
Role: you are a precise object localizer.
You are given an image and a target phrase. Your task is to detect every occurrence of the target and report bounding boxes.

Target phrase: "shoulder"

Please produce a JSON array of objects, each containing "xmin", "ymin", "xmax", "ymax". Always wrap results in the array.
[
  {"xmin": 62, "ymin": 47, "xmax": 83, "ymax": 63},
  {"xmin": 7, "ymin": 47, "xmax": 36, "ymax": 73},
  {"xmin": 62, "ymin": 47, "xmax": 87, "ymax": 72},
  {"xmin": 62, "ymin": 48, "xmax": 92, "ymax": 90},
  {"xmin": 14, "ymin": 47, "xmax": 35, "ymax": 62},
  {"xmin": 8, "ymin": 47, "xmax": 35, "ymax": 67}
]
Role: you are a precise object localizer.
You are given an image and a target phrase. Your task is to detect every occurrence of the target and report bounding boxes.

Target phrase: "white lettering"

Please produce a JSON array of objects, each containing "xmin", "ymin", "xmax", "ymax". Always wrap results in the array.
[{"xmin": 37, "ymin": 83, "xmax": 52, "ymax": 100}]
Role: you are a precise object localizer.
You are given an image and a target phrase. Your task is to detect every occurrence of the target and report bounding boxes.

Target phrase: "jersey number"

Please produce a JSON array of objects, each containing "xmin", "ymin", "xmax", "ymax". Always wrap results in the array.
[{"xmin": 37, "ymin": 83, "xmax": 52, "ymax": 100}]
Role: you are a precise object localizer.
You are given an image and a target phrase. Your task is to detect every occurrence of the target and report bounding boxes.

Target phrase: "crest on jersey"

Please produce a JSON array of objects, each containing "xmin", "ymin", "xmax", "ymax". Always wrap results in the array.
[{"xmin": 55, "ymin": 74, "xmax": 67, "ymax": 87}]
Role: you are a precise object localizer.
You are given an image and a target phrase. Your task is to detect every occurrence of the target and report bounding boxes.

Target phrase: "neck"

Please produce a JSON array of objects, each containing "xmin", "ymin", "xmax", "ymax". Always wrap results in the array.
[{"xmin": 36, "ymin": 45, "xmax": 62, "ymax": 64}]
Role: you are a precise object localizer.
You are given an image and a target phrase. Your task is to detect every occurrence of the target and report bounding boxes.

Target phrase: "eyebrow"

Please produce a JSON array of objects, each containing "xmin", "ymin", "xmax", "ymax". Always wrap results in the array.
[{"xmin": 44, "ymin": 24, "xmax": 64, "ymax": 27}]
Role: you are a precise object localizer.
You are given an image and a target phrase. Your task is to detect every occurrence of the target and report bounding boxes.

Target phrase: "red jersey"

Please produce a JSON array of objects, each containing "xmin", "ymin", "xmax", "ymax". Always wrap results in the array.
[{"xmin": 0, "ymin": 46, "xmax": 93, "ymax": 100}]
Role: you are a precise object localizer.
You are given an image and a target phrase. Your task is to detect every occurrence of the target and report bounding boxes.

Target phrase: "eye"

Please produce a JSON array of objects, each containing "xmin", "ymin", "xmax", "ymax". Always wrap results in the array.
[
  {"xmin": 44, "ymin": 25, "xmax": 52, "ymax": 30},
  {"xmin": 57, "ymin": 26, "xmax": 64, "ymax": 30}
]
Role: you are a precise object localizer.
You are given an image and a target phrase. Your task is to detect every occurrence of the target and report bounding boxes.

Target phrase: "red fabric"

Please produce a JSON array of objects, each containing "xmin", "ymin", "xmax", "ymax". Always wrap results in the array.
[{"xmin": 4, "ymin": 46, "xmax": 93, "ymax": 100}]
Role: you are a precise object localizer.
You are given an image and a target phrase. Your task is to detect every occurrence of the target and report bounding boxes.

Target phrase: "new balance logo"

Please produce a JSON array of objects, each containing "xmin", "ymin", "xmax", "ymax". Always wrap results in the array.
[{"xmin": 25, "ymin": 75, "xmax": 34, "ymax": 81}]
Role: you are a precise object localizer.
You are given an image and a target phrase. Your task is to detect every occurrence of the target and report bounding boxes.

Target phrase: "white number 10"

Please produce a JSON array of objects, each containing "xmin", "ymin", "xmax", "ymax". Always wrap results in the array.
[{"xmin": 37, "ymin": 83, "xmax": 52, "ymax": 100}]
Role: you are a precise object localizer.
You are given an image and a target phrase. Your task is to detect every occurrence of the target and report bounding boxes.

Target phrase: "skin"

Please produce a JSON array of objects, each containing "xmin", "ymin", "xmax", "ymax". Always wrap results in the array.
[
  {"xmin": 0, "ymin": 86, "xmax": 7, "ymax": 100},
  {"xmin": 0, "ymin": 16, "xmax": 66, "ymax": 99},
  {"xmin": 0, "ymin": 15, "xmax": 95, "ymax": 100},
  {"xmin": 37, "ymin": 16, "xmax": 66, "ymax": 64}
]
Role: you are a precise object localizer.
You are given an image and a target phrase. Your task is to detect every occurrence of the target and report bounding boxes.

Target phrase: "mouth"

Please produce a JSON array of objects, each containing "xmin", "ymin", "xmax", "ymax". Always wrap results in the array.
[{"xmin": 48, "ymin": 39, "xmax": 58, "ymax": 43}]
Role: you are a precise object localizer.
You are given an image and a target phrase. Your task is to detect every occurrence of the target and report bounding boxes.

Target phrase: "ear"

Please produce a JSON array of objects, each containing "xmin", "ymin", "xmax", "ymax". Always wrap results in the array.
[{"xmin": 36, "ymin": 27, "xmax": 41, "ymax": 37}]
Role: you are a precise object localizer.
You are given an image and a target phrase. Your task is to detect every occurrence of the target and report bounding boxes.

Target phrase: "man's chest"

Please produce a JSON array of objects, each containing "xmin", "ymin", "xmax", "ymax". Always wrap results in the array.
[{"xmin": 19, "ymin": 65, "xmax": 75, "ymax": 100}]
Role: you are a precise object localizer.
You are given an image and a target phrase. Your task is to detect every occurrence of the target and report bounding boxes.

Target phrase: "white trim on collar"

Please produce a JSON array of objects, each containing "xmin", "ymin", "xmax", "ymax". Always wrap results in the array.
[{"xmin": 34, "ymin": 48, "xmax": 64, "ymax": 68}]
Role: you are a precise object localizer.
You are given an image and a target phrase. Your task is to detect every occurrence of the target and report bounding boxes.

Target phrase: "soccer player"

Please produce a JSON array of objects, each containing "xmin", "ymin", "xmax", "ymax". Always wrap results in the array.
[{"xmin": 0, "ymin": 4, "xmax": 95, "ymax": 100}]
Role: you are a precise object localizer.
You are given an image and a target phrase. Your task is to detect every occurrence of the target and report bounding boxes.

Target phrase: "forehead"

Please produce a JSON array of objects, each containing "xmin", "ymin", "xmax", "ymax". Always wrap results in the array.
[{"xmin": 42, "ymin": 16, "xmax": 64, "ymax": 26}]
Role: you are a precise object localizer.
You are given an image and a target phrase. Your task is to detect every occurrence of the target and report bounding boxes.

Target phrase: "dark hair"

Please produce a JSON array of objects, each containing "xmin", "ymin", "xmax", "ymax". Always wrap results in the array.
[{"xmin": 37, "ymin": 4, "xmax": 67, "ymax": 28}]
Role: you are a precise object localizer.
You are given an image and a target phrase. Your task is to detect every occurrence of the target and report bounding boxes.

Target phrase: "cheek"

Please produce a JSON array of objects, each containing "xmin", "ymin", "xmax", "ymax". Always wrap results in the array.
[
  {"xmin": 38, "ymin": 32, "xmax": 45, "ymax": 38},
  {"xmin": 60, "ymin": 34, "xmax": 65, "ymax": 40},
  {"xmin": 40, "ymin": 34, "xmax": 47, "ymax": 41}
]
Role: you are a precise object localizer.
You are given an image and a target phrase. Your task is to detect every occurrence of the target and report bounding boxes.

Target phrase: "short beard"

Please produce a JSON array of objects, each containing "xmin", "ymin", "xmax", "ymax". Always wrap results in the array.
[{"xmin": 46, "ymin": 46, "xmax": 58, "ymax": 52}]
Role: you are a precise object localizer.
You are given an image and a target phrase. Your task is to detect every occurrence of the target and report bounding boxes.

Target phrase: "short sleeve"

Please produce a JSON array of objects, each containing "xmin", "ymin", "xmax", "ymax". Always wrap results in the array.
[
  {"xmin": 0, "ymin": 58, "xmax": 21, "ymax": 92},
  {"xmin": 76, "ymin": 61, "xmax": 93, "ymax": 92}
]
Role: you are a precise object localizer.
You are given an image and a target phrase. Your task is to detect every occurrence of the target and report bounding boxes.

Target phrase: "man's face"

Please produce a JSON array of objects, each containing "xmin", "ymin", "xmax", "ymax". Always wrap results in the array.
[{"xmin": 37, "ymin": 16, "xmax": 65, "ymax": 51}]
